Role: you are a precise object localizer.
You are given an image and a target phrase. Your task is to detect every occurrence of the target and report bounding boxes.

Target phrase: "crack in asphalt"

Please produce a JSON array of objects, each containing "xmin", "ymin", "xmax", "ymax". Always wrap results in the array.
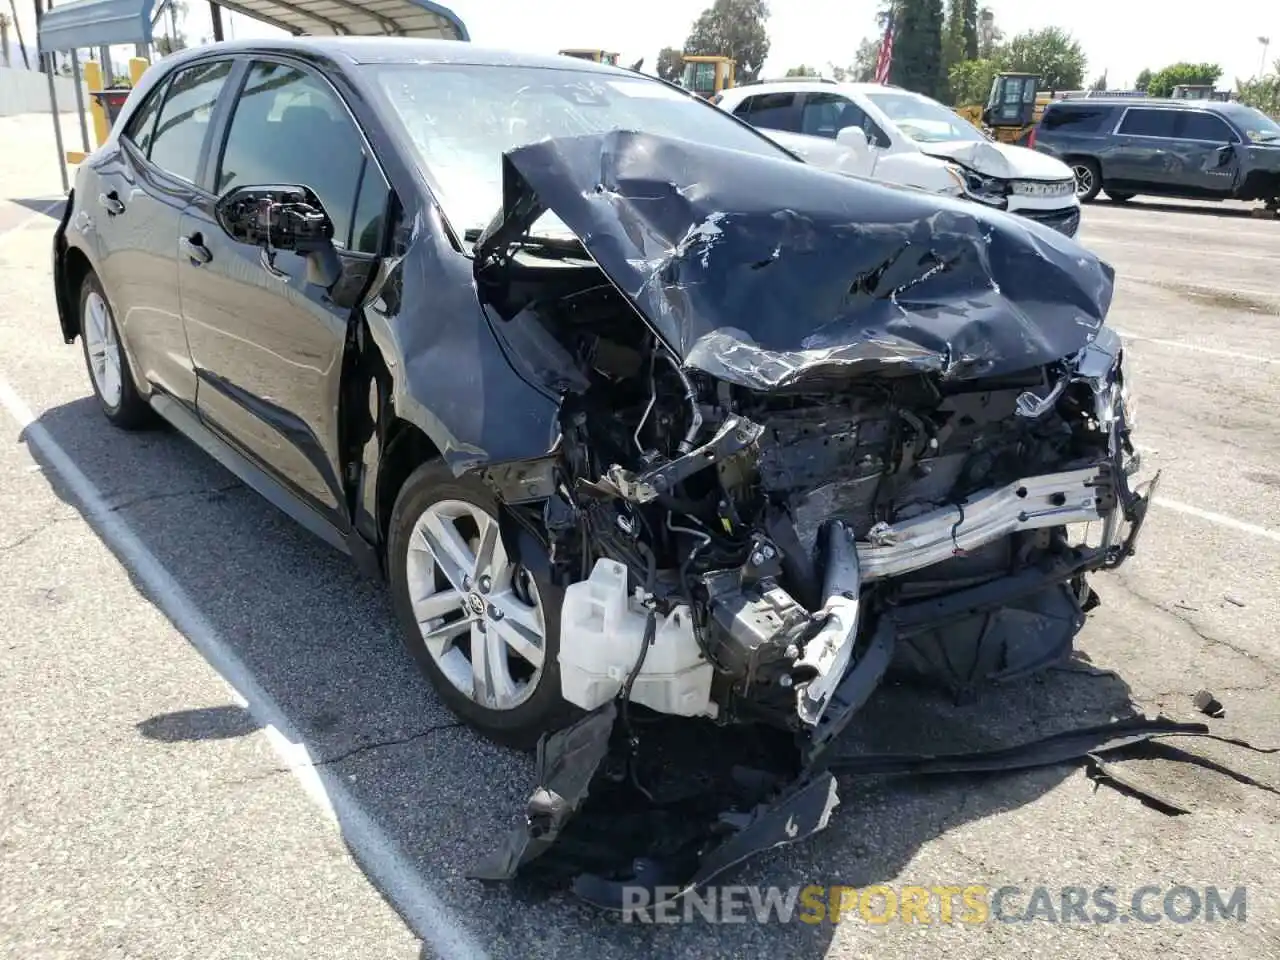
[
  {"xmin": 104, "ymin": 482, "xmax": 243, "ymax": 514},
  {"xmin": 244, "ymin": 721, "xmax": 466, "ymax": 784},
  {"xmin": 0, "ymin": 484, "xmax": 243, "ymax": 551},
  {"xmin": 1112, "ymin": 576, "xmax": 1280, "ymax": 678}
]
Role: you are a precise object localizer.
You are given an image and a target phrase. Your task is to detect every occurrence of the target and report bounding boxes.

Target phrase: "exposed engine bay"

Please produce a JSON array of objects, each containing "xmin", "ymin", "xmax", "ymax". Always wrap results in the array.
[{"xmin": 465, "ymin": 130, "xmax": 1160, "ymax": 905}]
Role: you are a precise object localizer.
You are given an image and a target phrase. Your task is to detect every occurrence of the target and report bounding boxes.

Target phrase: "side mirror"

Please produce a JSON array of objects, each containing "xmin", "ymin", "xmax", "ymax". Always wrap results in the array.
[
  {"xmin": 214, "ymin": 184, "xmax": 342, "ymax": 288},
  {"xmin": 835, "ymin": 125, "xmax": 870, "ymax": 152}
]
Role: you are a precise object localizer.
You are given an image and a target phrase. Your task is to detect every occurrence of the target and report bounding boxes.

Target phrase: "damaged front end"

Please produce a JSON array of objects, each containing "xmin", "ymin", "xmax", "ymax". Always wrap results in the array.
[{"xmin": 469, "ymin": 131, "xmax": 1158, "ymax": 904}]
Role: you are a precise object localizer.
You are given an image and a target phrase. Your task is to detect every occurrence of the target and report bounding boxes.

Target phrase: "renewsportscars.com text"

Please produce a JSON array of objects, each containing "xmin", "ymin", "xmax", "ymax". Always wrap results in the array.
[{"xmin": 622, "ymin": 883, "xmax": 1249, "ymax": 925}]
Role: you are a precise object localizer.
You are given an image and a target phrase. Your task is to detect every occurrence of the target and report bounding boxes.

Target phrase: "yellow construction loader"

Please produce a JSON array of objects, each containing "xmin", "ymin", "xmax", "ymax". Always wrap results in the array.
[
  {"xmin": 954, "ymin": 72, "xmax": 1048, "ymax": 145},
  {"xmin": 679, "ymin": 54, "xmax": 737, "ymax": 99}
]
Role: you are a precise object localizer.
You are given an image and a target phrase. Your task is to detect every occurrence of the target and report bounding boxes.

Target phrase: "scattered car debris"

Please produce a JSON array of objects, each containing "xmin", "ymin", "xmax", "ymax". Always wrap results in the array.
[
  {"xmin": 1194, "ymin": 689, "xmax": 1226, "ymax": 718},
  {"xmin": 475, "ymin": 713, "xmax": 1280, "ymax": 908},
  {"xmin": 1085, "ymin": 753, "xmax": 1191, "ymax": 815}
]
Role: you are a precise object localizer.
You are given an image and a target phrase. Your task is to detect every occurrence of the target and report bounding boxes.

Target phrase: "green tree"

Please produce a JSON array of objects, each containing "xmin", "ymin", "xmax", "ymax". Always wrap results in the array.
[
  {"xmin": 684, "ymin": 0, "xmax": 771, "ymax": 83},
  {"xmin": 1143, "ymin": 62, "xmax": 1222, "ymax": 98},
  {"xmin": 892, "ymin": 0, "xmax": 946, "ymax": 100},
  {"xmin": 785, "ymin": 64, "xmax": 819, "ymax": 76},
  {"xmin": 850, "ymin": 37, "xmax": 881, "ymax": 81},
  {"xmin": 656, "ymin": 46, "xmax": 683, "ymax": 82},
  {"xmin": 948, "ymin": 56, "xmax": 1002, "ymax": 104},
  {"xmin": 1001, "ymin": 26, "xmax": 1086, "ymax": 91},
  {"xmin": 1089, "ymin": 71, "xmax": 1107, "ymax": 91},
  {"xmin": 960, "ymin": 0, "xmax": 979, "ymax": 59},
  {"xmin": 1235, "ymin": 60, "xmax": 1279, "ymax": 117},
  {"xmin": 1134, "ymin": 68, "xmax": 1153, "ymax": 92}
]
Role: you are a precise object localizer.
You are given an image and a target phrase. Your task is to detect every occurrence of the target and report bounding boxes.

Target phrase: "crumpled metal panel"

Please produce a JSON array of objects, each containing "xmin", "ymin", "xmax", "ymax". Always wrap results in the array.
[{"xmin": 481, "ymin": 130, "xmax": 1118, "ymax": 391}]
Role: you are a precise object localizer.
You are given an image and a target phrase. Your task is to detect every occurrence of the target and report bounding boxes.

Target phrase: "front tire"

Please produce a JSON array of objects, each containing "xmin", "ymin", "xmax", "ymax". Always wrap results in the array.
[
  {"xmin": 1071, "ymin": 159, "xmax": 1102, "ymax": 203},
  {"xmin": 1105, "ymin": 190, "xmax": 1135, "ymax": 203},
  {"xmin": 387, "ymin": 460, "xmax": 572, "ymax": 749},
  {"xmin": 78, "ymin": 272, "xmax": 152, "ymax": 429}
]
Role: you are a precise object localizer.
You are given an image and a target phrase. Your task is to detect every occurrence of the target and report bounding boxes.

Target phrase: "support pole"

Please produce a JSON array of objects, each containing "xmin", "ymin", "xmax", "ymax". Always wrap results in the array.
[
  {"xmin": 71, "ymin": 51, "xmax": 91, "ymax": 153},
  {"xmin": 83, "ymin": 59, "xmax": 109, "ymax": 148},
  {"xmin": 44, "ymin": 53, "xmax": 70, "ymax": 193},
  {"xmin": 210, "ymin": 2, "xmax": 224, "ymax": 42}
]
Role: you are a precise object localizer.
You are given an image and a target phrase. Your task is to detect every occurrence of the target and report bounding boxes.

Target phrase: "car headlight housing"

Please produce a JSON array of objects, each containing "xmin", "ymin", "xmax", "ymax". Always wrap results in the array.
[{"xmin": 947, "ymin": 163, "xmax": 1009, "ymax": 208}]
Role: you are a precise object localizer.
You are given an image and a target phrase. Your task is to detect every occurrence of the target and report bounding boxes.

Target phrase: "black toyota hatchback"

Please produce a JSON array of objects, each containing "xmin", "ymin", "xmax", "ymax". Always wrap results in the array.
[{"xmin": 53, "ymin": 37, "xmax": 1148, "ymax": 753}]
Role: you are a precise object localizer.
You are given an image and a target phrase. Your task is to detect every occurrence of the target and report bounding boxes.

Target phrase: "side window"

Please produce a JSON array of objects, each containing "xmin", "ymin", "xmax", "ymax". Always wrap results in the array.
[
  {"xmin": 737, "ymin": 92, "xmax": 799, "ymax": 133},
  {"xmin": 1117, "ymin": 108, "xmax": 1178, "ymax": 138},
  {"xmin": 1042, "ymin": 107, "xmax": 1111, "ymax": 133},
  {"xmin": 216, "ymin": 61, "xmax": 367, "ymax": 250},
  {"xmin": 147, "ymin": 60, "xmax": 233, "ymax": 183},
  {"xmin": 121, "ymin": 80, "xmax": 168, "ymax": 155},
  {"xmin": 350, "ymin": 161, "xmax": 391, "ymax": 255},
  {"xmin": 800, "ymin": 93, "xmax": 863, "ymax": 139},
  {"xmin": 1177, "ymin": 111, "xmax": 1238, "ymax": 142}
]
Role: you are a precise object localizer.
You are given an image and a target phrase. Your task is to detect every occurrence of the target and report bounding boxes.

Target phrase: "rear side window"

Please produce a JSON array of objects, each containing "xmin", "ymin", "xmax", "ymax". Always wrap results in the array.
[
  {"xmin": 148, "ymin": 60, "xmax": 234, "ymax": 183},
  {"xmin": 734, "ymin": 92, "xmax": 800, "ymax": 133},
  {"xmin": 1178, "ymin": 111, "xmax": 1238, "ymax": 142},
  {"xmin": 1041, "ymin": 106, "xmax": 1112, "ymax": 133},
  {"xmin": 1117, "ymin": 108, "xmax": 1178, "ymax": 138}
]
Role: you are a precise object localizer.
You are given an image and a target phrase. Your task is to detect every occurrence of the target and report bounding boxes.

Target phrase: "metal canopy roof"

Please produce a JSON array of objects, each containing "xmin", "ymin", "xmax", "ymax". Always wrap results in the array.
[
  {"xmin": 37, "ymin": 0, "xmax": 467, "ymax": 55},
  {"xmin": 38, "ymin": 0, "xmax": 157, "ymax": 54},
  {"xmin": 205, "ymin": 0, "xmax": 469, "ymax": 40}
]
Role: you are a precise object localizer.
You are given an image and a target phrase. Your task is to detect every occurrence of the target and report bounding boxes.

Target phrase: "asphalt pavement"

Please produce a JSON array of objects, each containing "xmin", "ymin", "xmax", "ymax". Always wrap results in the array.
[{"xmin": 2, "ymin": 113, "xmax": 1278, "ymax": 959}]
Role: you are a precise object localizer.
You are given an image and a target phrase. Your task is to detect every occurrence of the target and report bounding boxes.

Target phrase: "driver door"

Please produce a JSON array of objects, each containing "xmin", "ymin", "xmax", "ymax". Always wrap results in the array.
[{"xmin": 177, "ymin": 58, "xmax": 391, "ymax": 532}]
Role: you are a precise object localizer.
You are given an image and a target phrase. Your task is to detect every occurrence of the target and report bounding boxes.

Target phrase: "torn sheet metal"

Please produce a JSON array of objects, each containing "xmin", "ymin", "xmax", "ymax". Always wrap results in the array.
[{"xmin": 475, "ymin": 130, "xmax": 1117, "ymax": 390}]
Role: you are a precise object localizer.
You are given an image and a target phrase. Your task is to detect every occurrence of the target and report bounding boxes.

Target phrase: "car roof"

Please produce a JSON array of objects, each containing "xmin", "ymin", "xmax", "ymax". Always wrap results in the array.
[
  {"xmin": 720, "ymin": 80, "xmax": 926, "ymax": 102},
  {"xmin": 158, "ymin": 36, "xmax": 637, "ymax": 75},
  {"xmin": 1046, "ymin": 97, "xmax": 1230, "ymax": 112}
]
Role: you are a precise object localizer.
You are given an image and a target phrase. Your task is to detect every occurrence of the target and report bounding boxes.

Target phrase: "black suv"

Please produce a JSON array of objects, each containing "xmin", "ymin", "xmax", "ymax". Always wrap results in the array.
[{"xmin": 1030, "ymin": 98, "xmax": 1280, "ymax": 207}]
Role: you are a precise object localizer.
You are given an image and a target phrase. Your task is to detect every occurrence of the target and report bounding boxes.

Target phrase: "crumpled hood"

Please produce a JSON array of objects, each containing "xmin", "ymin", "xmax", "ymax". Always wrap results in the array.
[
  {"xmin": 918, "ymin": 139, "xmax": 1074, "ymax": 181},
  {"xmin": 475, "ymin": 130, "xmax": 1115, "ymax": 391}
]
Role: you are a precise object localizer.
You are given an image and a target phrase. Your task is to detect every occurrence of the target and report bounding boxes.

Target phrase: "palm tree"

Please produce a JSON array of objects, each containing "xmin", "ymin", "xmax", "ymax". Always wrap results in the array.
[{"xmin": 0, "ymin": 11, "xmax": 11, "ymax": 68}]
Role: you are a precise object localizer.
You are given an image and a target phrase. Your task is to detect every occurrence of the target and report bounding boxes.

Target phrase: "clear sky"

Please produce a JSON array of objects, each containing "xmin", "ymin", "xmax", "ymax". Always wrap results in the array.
[{"xmin": 8, "ymin": 1, "xmax": 1278, "ymax": 91}]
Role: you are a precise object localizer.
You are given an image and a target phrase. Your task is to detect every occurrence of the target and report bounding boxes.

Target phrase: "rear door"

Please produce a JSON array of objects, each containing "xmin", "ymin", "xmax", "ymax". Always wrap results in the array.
[
  {"xmin": 1172, "ymin": 110, "xmax": 1243, "ymax": 195},
  {"xmin": 1109, "ymin": 107, "xmax": 1181, "ymax": 188},
  {"xmin": 88, "ymin": 59, "xmax": 234, "ymax": 409},
  {"xmin": 177, "ymin": 58, "xmax": 391, "ymax": 532}
]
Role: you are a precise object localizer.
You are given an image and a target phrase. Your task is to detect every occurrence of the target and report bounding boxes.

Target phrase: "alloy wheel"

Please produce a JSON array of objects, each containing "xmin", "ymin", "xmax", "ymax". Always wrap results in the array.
[
  {"xmin": 1072, "ymin": 164, "xmax": 1095, "ymax": 199},
  {"xmin": 405, "ymin": 499, "xmax": 547, "ymax": 711},
  {"xmin": 83, "ymin": 291, "xmax": 123, "ymax": 408}
]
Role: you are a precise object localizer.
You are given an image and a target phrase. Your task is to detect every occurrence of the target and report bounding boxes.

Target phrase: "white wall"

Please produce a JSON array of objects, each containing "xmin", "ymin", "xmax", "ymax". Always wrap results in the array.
[{"xmin": 0, "ymin": 66, "xmax": 90, "ymax": 118}]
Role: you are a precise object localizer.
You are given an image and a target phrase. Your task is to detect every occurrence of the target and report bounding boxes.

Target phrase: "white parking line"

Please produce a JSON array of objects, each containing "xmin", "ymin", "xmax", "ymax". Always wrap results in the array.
[
  {"xmin": 0, "ymin": 375, "xmax": 490, "ymax": 960},
  {"xmin": 1154, "ymin": 497, "xmax": 1280, "ymax": 545},
  {"xmin": 1112, "ymin": 329, "xmax": 1279, "ymax": 365}
]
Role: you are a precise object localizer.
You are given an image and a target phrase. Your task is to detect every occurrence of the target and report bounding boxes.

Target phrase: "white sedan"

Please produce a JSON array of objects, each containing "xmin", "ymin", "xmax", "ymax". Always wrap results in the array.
[{"xmin": 716, "ymin": 80, "xmax": 1081, "ymax": 237}]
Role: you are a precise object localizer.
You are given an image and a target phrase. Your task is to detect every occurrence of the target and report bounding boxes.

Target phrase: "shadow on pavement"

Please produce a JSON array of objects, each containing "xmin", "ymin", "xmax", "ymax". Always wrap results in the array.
[
  {"xmin": 138, "ymin": 704, "xmax": 261, "ymax": 742},
  {"xmin": 1104, "ymin": 197, "xmax": 1268, "ymax": 219},
  {"xmin": 28, "ymin": 395, "xmax": 1141, "ymax": 958},
  {"xmin": 12, "ymin": 197, "xmax": 67, "ymax": 218}
]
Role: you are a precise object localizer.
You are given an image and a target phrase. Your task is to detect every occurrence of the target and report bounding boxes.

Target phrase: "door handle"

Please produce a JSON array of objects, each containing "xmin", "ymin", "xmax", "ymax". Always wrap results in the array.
[
  {"xmin": 98, "ymin": 190, "xmax": 125, "ymax": 216},
  {"xmin": 180, "ymin": 233, "xmax": 212, "ymax": 264}
]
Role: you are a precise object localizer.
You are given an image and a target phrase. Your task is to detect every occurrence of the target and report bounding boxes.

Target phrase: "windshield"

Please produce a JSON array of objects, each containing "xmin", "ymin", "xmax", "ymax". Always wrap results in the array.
[
  {"xmin": 367, "ymin": 63, "xmax": 791, "ymax": 238},
  {"xmin": 1223, "ymin": 104, "xmax": 1280, "ymax": 142},
  {"xmin": 864, "ymin": 90, "xmax": 988, "ymax": 143}
]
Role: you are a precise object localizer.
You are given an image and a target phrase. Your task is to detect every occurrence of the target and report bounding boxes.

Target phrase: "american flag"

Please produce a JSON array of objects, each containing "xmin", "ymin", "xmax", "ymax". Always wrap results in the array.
[{"xmin": 873, "ymin": 8, "xmax": 896, "ymax": 84}]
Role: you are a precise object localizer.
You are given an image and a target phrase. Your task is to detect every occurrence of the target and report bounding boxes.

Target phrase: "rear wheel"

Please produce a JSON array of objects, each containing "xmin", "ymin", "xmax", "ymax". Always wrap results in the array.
[
  {"xmin": 1070, "ymin": 159, "xmax": 1102, "ymax": 203},
  {"xmin": 386, "ymin": 460, "xmax": 572, "ymax": 748},
  {"xmin": 78, "ymin": 272, "xmax": 152, "ymax": 429},
  {"xmin": 1105, "ymin": 190, "xmax": 1135, "ymax": 203}
]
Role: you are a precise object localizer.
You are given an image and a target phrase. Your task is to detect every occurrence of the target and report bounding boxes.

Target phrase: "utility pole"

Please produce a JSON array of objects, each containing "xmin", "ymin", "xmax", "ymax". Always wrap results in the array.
[
  {"xmin": 210, "ymin": 2, "xmax": 223, "ymax": 41},
  {"xmin": 1260, "ymin": 37, "xmax": 1271, "ymax": 79}
]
